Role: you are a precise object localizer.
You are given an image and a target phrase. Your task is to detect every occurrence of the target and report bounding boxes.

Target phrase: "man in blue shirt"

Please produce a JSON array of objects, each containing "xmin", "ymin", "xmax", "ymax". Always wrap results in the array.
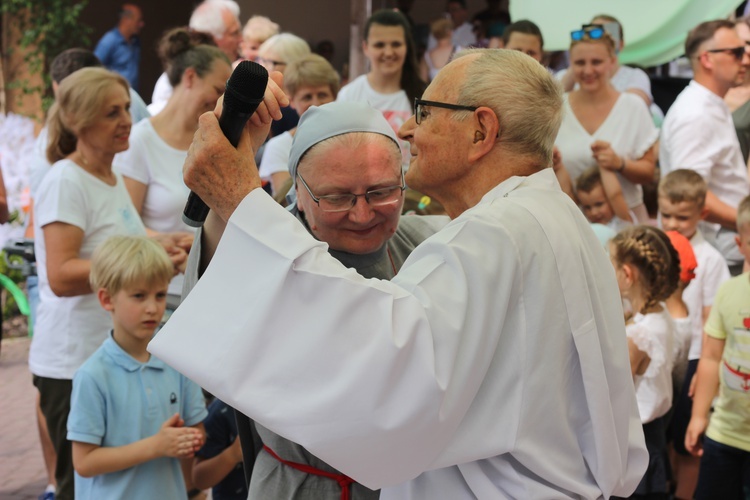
[{"xmin": 94, "ymin": 4, "xmax": 143, "ymax": 90}]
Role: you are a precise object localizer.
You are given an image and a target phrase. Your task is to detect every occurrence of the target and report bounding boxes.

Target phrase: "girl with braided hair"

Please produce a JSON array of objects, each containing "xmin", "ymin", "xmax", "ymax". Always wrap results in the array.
[{"xmin": 610, "ymin": 225, "xmax": 681, "ymax": 499}]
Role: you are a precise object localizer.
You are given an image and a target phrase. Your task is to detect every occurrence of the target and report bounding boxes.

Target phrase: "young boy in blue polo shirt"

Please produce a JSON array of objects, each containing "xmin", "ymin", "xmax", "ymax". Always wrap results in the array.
[{"xmin": 67, "ymin": 235, "xmax": 207, "ymax": 499}]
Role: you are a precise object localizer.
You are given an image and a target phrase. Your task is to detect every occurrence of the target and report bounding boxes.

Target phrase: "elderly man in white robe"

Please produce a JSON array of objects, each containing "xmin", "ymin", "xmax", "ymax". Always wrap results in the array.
[{"xmin": 151, "ymin": 49, "xmax": 647, "ymax": 498}]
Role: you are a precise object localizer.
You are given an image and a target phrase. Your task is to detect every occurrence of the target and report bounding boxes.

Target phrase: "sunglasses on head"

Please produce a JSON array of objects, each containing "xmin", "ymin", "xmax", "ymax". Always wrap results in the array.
[{"xmin": 571, "ymin": 24, "xmax": 604, "ymax": 42}]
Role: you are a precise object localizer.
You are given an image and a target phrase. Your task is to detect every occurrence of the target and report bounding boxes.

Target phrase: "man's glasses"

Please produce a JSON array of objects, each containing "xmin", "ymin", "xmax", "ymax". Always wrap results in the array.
[
  {"xmin": 705, "ymin": 46, "xmax": 747, "ymax": 60},
  {"xmin": 571, "ymin": 24, "xmax": 605, "ymax": 42},
  {"xmin": 414, "ymin": 98, "xmax": 478, "ymax": 125},
  {"xmin": 296, "ymin": 171, "xmax": 406, "ymax": 212}
]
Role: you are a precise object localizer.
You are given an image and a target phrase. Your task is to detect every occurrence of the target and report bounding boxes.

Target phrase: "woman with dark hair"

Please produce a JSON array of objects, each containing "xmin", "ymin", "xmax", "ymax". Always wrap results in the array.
[{"xmin": 337, "ymin": 9, "xmax": 426, "ymax": 168}]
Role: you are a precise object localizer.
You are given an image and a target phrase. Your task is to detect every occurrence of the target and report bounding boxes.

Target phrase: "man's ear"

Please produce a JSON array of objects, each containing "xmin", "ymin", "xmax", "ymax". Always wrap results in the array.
[
  {"xmin": 98, "ymin": 288, "xmax": 114, "ymax": 312},
  {"xmin": 468, "ymin": 107, "xmax": 499, "ymax": 162}
]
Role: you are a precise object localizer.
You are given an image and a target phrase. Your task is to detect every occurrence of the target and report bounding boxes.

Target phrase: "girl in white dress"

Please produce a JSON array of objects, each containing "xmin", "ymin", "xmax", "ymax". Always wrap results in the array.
[{"xmin": 610, "ymin": 225, "xmax": 681, "ymax": 498}]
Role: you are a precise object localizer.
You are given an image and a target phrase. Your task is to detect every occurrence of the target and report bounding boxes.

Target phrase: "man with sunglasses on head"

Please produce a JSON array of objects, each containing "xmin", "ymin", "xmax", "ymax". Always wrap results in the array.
[
  {"xmin": 152, "ymin": 49, "xmax": 647, "ymax": 498},
  {"xmin": 661, "ymin": 20, "xmax": 750, "ymax": 276}
]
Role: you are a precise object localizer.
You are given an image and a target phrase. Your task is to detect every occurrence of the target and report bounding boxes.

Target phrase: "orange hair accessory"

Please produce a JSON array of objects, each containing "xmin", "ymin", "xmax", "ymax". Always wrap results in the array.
[{"xmin": 666, "ymin": 231, "xmax": 697, "ymax": 284}]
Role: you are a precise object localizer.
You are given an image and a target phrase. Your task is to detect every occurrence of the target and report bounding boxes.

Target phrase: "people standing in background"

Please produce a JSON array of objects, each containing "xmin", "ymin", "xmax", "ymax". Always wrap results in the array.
[
  {"xmin": 502, "ymin": 20, "xmax": 544, "ymax": 64},
  {"xmin": 427, "ymin": 0, "xmax": 476, "ymax": 50},
  {"xmin": 118, "ymin": 28, "xmax": 231, "ymax": 311},
  {"xmin": 554, "ymin": 25, "xmax": 658, "ymax": 223},
  {"xmin": 660, "ymin": 20, "xmax": 750, "ymax": 275},
  {"xmin": 419, "ymin": 19, "xmax": 456, "ymax": 83},
  {"xmin": 337, "ymin": 9, "xmax": 425, "ymax": 169},
  {"xmin": 240, "ymin": 15, "xmax": 280, "ymax": 62},
  {"xmin": 94, "ymin": 4, "xmax": 144, "ymax": 91},
  {"xmin": 149, "ymin": 0, "xmax": 240, "ymax": 115},
  {"xmin": 725, "ymin": 17, "xmax": 750, "ymax": 163}
]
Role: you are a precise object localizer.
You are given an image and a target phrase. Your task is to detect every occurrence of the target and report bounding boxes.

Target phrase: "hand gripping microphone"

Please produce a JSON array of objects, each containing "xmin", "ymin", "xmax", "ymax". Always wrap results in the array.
[{"xmin": 182, "ymin": 61, "xmax": 269, "ymax": 227}]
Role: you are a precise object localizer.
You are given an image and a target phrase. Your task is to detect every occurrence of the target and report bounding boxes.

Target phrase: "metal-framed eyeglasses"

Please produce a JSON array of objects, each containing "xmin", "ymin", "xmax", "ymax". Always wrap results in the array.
[
  {"xmin": 296, "ymin": 170, "xmax": 406, "ymax": 212},
  {"xmin": 414, "ymin": 98, "xmax": 478, "ymax": 125}
]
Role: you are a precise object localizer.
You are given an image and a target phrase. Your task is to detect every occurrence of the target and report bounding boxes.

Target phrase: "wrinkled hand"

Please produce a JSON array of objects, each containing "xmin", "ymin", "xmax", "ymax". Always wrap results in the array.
[
  {"xmin": 590, "ymin": 140, "xmax": 622, "ymax": 171},
  {"xmin": 684, "ymin": 415, "xmax": 708, "ymax": 457},
  {"xmin": 183, "ymin": 71, "xmax": 288, "ymax": 222},
  {"xmin": 156, "ymin": 413, "xmax": 205, "ymax": 459}
]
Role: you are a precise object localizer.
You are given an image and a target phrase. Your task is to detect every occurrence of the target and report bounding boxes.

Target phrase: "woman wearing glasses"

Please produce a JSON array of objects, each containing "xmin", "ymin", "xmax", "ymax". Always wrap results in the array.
[
  {"xmin": 337, "ymin": 10, "xmax": 426, "ymax": 168},
  {"xmin": 555, "ymin": 26, "xmax": 658, "ymax": 223}
]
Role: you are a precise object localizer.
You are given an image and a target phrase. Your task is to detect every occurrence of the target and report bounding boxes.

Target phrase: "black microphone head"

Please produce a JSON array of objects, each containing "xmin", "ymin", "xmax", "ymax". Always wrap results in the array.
[{"xmin": 224, "ymin": 61, "xmax": 269, "ymax": 114}]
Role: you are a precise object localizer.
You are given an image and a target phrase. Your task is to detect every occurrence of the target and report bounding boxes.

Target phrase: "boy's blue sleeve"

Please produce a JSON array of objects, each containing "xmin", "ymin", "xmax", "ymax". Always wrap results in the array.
[
  {"xmin": 181, "ymin": 376, "xmax": 208, "ymax": 427},
  {"xmin": 67, "ymin": 368, "xmax": 106, "ymax": 445}
]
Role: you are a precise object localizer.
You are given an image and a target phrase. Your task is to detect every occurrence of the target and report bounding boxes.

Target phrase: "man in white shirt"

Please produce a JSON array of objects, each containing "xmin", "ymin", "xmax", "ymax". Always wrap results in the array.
[
  {"xmin": 149, "ymin": 0, "xmax": 241, "ymax": 115},
  {"xmin": 660, "ymin": 20, "xmax": 750, "ymax": 275},
  {"xmin": 427, "ymin": 0, "xmax": 476, "ymax": 50},
  {"xmin": 150, "ymin": 49, "xmax": 647, "ymax": 498}
]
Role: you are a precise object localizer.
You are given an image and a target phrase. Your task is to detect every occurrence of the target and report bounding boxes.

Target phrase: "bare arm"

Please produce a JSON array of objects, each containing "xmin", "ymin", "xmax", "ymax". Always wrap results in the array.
[
  {"xmin": 704, "ymin": 190, "xmax": 738, "ymax": 230},
  {"xmin": 192, "ymin": 436, "xmax": 243, "ymax": 490},
  {"xmin": 551, "ymin": 146, "xmax": 576, "ymax": 201},
  {"xmin": 626, "ymin": 88, "xmax": 652, "ymax": 107},
  {"xmin": 594, "ymin": 140, "xmax": 657, "ymax": 185},
  {"xmin": 685, "ymin": 335, "xmax": 724, "ymax": 456},
  {"xmin": 122, "ymin": 176, "xmax": 147, "ymax": 215},
  {"xmin": 43, "ymin": 222, "xmax": 91, "ymax": 296},
  {"xmin": 73, "ymin": 414, "xmax": 204, "ymax": 478},
  {"xmin": 270, "ymin": 171, "xmax": 291, "ymax": 198},
  {"xmin": 599, "ymin": 166, "xmax": 632, "ymax": 222},
  {"xmin": 627, "ymin": 337, "xmax": 651, "ymax": 379}
]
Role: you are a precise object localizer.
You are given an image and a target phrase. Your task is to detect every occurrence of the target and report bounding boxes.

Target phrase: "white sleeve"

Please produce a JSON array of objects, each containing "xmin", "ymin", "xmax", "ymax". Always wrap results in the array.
[
  {"xmin": 150, "ymin": 73, "xmax": 173, "ymax": 109},
  {"xmin": 258, "ymin": 134, "xmax": 291, "ymax": 179},
  {"xmin": 626, "ymin": 68, "xmax": 653, "ymax": 100},
  {"xmin": 150, "ymin": 189, "xmax": 522, "ymax": 488},
  {"xmin": 701, "ymin": 249, "xmax": 731, "ymax": 307},
  {"xmin": 115, "ymin": 129, "xmax": 150, "ymax": 185},
  {"xmin": 661, "ymin": 116, "xmax": 715, "ymax": 180},
  {"xmin": 35, "ymin": 168, "xmax": 88, "ymax": 231}
]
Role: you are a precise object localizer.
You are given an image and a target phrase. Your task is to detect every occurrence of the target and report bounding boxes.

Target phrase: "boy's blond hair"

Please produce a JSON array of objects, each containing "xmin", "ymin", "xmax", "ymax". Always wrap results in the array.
[
  {"xmin": 657, "ymin": 169, "xmax": 707, "ymax": 207},
  {"xmin": 738, "ymin": 195, "xmax": 750, "ymax": 232},
  {"xmin": 575, "ymin": 166, "xmax": 602, "ymax": 194},
  {"xmin": 90, "ymin": 236, "xmax": 173, "ymax": 294}
]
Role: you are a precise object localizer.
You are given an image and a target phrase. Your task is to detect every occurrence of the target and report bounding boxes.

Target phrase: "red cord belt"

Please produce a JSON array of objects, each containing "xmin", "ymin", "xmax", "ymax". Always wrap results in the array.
[{"xmin": 263, "ymin": 444, "xmax": 354, "ymax": 500}]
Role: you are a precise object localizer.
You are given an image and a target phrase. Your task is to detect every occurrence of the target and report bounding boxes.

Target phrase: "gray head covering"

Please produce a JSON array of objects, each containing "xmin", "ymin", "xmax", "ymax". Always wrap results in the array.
[
  {"xmin": 285, "ymin": 101, "xmax": 401, "ymax": 208},
  {"xmin": 288, "ymin": 101, "xmax": 400, "ymax": 178}
]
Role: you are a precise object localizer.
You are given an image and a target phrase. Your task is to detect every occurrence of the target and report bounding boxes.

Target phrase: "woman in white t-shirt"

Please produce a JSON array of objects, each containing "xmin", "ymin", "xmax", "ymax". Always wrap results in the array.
[
  {"xmin": 555, "ymin": 26, "xmax": 658, "ymax": 223},
  {"xmin": 118, "ymin": 28, "xmax": 231, "ymax": 302},
  {"xmin": 30, "ymin": 68, "xmax": 152, "ymax": 499},
  {"xmin": 337, "ymin": 10, "xmax": 426, "ymax": 167}
]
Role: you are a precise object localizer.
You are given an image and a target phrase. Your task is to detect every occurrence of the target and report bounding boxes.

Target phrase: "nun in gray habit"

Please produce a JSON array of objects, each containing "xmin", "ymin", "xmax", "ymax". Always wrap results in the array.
[{"xmin": 181, "ymin": 101, "xmax": 447, "ymax": 500}]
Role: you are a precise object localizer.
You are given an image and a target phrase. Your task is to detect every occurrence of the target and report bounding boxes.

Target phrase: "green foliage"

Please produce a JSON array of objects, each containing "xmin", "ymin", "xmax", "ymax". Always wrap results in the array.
[
  {"xmin": 0, "ymin": 251, "xmax": 26, "ymax": 317},
  {"xmin": 1, "ymin": 0, "xmax": 92, "ymax": 112}
]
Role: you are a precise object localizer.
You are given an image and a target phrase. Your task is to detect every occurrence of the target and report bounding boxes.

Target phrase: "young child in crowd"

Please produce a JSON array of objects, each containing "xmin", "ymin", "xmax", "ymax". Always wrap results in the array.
[
  {"xmin": 192, "ymin": 398, "xmax": 248, "ymax": 499},
  {"xmin": 67, "ymin": 235, "xmax": 207, "ymax": 499},
  {"xmin": 664, "ymin": 230, "xmax": 698, "ymax": 387},
  {"xmin": 610, "ymin": 225, "xmax": 680, "ymax": 499},
  {"xmin": 658, "ymin": 169, "xmax": 731, "ymax": 499},
  {"xmin": 576, "ymin": 165, "xmax": 633, "ymax": 231},
  {"xmin": 685, "ymin": 196, "xmax": 750, "ymax": 499}
]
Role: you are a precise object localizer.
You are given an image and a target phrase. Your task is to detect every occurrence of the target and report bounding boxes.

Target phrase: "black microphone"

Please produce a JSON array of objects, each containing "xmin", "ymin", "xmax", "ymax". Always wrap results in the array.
[{"xmin": 182, "ymin": 61, "xmax": 269, "ymax": 227}]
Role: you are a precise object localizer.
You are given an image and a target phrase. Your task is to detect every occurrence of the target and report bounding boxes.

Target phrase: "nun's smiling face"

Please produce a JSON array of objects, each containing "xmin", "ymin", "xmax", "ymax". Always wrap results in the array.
[{"xmin": 296, "ymin": 135, "xmax": 404, "ymax": 255}]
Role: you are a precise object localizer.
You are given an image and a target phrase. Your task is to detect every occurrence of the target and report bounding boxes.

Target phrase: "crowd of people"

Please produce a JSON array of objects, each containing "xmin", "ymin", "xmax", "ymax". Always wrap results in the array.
[{"xmin": 11, "ymin": 0, "xmax": 750, "ymax": 499}]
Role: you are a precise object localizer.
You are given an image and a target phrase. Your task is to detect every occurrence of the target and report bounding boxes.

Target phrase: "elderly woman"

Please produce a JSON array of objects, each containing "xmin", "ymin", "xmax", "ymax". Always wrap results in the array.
[{"xmin": 183, "ymin": 101, "xmax": 447, "ymax": 499}]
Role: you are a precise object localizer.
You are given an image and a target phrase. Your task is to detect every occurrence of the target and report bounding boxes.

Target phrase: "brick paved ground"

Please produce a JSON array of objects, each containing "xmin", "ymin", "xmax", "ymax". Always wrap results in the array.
[{"xmin": 0, "ymin": 337, "xmax": 48, "ymax": 500}]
